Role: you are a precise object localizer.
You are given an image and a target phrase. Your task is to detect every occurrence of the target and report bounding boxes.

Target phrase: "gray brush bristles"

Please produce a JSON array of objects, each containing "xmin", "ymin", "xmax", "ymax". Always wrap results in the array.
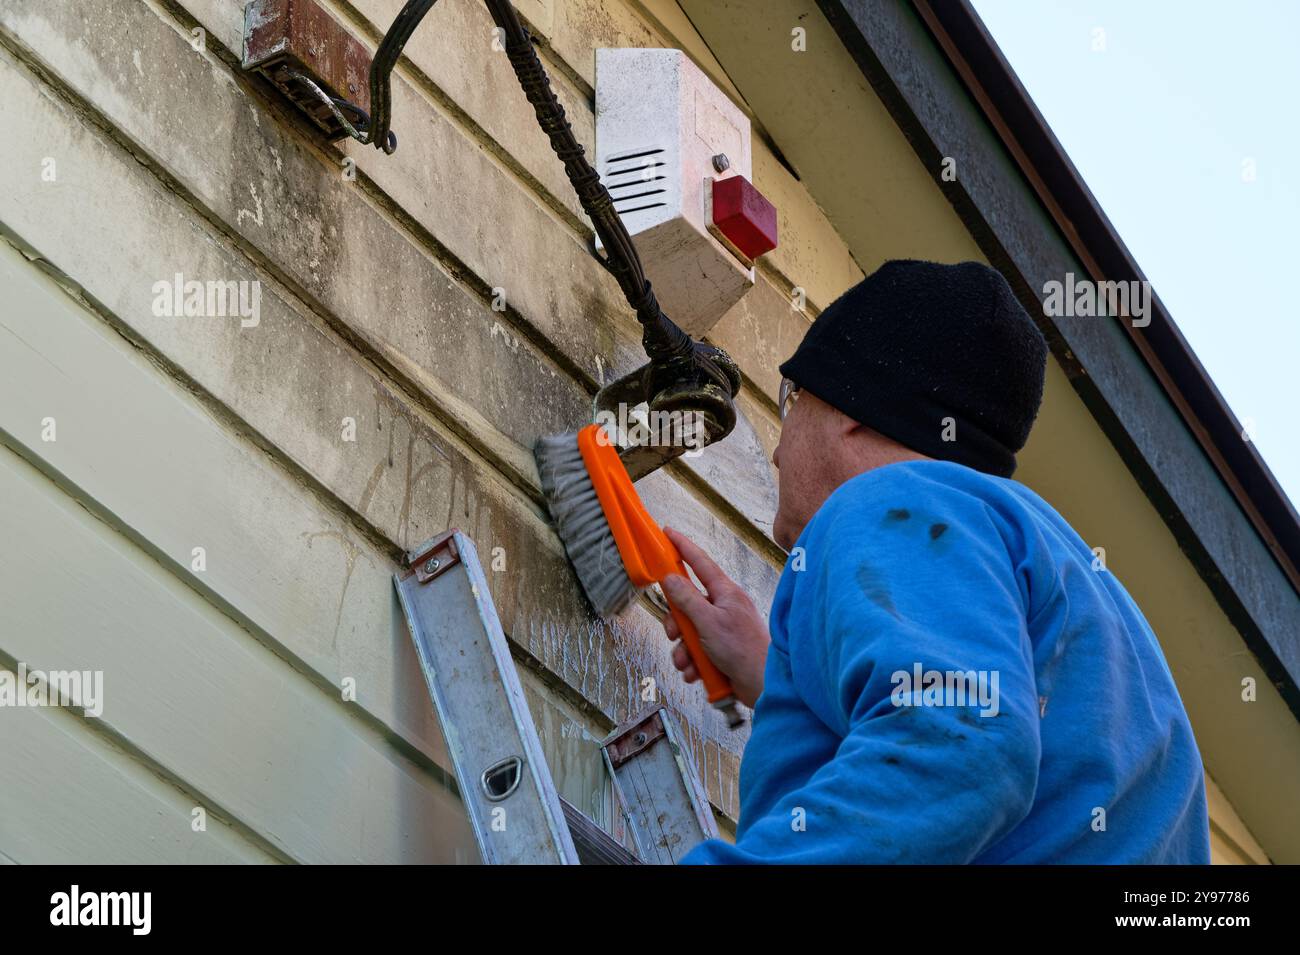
[{"xmin": 535, "ymin": 433, "xmax": 638, "ymax": 618}]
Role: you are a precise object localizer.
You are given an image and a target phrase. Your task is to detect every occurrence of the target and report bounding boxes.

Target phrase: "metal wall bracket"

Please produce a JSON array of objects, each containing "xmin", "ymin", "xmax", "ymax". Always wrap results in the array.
[{"xmin": 242, "ymin": 0, "xmax": 391, "ymax": 147}]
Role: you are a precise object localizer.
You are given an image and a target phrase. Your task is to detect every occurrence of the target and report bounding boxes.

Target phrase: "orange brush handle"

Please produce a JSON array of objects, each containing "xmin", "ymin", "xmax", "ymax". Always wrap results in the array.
[{"xmin": 576, "ymin": 425, "xmax": 735, "ymax": 706}]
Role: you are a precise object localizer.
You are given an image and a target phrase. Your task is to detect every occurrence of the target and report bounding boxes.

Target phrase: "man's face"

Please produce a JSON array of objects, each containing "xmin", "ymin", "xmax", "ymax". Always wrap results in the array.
[{"xmin": 771, "ymin": 388, "xmax": 843, "ymax": 551}]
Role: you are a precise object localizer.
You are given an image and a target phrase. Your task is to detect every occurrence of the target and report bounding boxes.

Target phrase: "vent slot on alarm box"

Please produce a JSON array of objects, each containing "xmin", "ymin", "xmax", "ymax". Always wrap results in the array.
[{"xmin": 603, "ymin": 147, "xmax": 671, "ymax": 215}]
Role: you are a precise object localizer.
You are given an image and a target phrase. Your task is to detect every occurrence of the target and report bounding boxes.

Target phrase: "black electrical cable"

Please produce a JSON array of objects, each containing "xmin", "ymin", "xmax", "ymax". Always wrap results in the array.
[
  {"xmin": 286, "ymin": 70, "xmax": 398, "ymax": 153},
  {"xmin": 364, "ymin": 0, "xmax": 438, "ymax": 154},
  {"xmin": 355, "ymin": 0, "xmax": 727, "ymax": 388},
  {"xmin": 482, "ymin": 0, "xmax": 694, "ymax": 368}
]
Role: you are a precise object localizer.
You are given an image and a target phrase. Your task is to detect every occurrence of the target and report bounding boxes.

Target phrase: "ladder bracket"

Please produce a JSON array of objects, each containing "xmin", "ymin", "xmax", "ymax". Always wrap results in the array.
[
  {"xmin": 601, "ymin": 703, "xmax": 719, "ymax": 863},
  {"xmin": 605, "ymin": 709, "xmax": 667, "ymax": 769},
  {"xmin": 395, "ymin": 529, "xmax": 718, "ymax": 864},
  {"xmin": 406, "ymin": 529, "xmax": 460, "ymax": 583},
  {"xmin": 394, "ymin": 528, "xmax": 579, "ymax": 864}
]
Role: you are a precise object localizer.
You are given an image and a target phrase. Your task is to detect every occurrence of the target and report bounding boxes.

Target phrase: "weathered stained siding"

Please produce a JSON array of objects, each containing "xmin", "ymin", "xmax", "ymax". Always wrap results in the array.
[{"xmin": 0, "ymin": 0, "xmax": 858, "ymax": 861}]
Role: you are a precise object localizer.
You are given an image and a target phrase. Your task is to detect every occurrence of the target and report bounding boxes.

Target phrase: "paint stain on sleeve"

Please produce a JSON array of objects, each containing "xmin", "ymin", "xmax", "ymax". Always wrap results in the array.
[{"xmin": 856, "ymin": 562, "xmax": 900, "ymax": 618}]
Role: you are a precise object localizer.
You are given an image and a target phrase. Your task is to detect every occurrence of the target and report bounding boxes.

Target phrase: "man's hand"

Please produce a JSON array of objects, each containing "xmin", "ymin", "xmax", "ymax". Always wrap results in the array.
[{"xmin": 660, "ymin": 527, "xmax": 770, "ymax": 709}]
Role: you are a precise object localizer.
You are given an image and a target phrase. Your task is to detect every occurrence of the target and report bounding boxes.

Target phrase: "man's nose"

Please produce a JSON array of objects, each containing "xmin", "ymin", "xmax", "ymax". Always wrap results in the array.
[{"xmin": 772, "ymin": 441, "xmax": 781, "ymax": 470}]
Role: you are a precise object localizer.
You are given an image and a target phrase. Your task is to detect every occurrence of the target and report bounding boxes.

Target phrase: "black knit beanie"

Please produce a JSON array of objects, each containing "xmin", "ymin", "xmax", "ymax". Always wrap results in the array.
[{"xmin": 778, "ymin": 260, "xmax": 1047, "ymax": 478}]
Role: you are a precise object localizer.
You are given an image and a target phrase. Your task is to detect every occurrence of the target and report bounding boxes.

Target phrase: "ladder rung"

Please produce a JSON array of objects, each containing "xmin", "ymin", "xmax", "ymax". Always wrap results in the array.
[{"xmin": 560, "ymin": 798, "xmax": 641, "ymax": 865}]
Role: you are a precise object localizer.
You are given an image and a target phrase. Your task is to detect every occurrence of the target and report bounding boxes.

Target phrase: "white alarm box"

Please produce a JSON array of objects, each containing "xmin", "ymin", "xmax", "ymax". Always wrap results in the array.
[{"xmin": 594, "ymin": 48, "xmax": 778, "ymax": 337}]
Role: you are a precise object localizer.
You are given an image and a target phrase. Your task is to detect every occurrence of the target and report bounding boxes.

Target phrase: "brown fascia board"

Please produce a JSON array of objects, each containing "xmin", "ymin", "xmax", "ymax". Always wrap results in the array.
[{"xmin": 817, "ymin": 0, "xmax": 1300, "ymax": 714}]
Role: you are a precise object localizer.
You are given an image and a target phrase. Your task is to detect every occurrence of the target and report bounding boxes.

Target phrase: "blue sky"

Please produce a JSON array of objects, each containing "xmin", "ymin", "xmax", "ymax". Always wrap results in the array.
[{"xmin": 971, "ymin": 0, "xmax": 1299, "ymax": 509}]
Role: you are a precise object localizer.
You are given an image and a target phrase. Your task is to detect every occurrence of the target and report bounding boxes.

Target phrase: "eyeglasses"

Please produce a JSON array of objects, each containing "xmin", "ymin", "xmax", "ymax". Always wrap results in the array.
[{"xmin": 778, "ymin": 377, "xmax": 800, "ymax": 422}]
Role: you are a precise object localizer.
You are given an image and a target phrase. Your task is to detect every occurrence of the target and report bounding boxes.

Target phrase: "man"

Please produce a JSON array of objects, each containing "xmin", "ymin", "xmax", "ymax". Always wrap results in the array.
[{"xmin": 664, "ymin": 259, "xmax": 1210, "ymax": 864}]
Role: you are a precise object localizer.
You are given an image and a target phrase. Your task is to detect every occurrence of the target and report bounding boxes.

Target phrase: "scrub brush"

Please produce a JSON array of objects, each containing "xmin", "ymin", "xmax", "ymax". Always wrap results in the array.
[{"xmin": 536, "ymin": 424, "xmax": 744, "ymax": 729}]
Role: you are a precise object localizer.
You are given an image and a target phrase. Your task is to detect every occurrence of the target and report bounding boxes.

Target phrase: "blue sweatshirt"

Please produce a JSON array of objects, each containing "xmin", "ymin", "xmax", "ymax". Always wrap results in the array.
[{"xmin": 682, "ymin": 460, "xmax": 1210, "ymax": 864}]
